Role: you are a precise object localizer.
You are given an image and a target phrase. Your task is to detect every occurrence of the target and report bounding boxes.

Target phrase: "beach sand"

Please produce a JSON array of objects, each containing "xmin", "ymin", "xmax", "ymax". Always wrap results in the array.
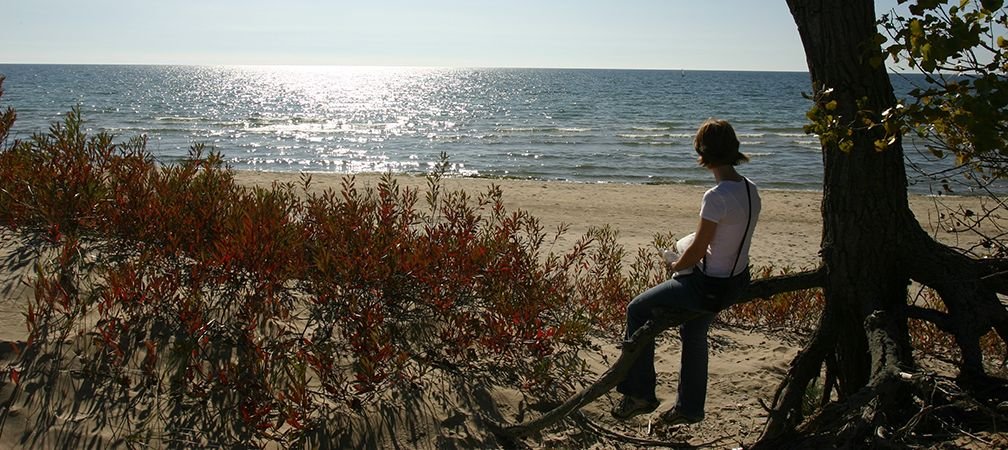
[
  {"xmin": 233, "ymin": 171, "xmax": 977, "ymax": 271},
  {"xmin": 0, "ymin": 171, "xmax": 993, "ymax": 448}
]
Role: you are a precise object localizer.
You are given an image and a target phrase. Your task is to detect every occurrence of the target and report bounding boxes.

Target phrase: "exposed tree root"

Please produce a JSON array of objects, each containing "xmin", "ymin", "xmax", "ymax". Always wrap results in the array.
[
  {"xmin": 902, "ymin": 229, "xmax": 1008, "ymax": 378},
  {"xmin": 569, "ymin": 412, "xmax": 698, "ymax": 449},
  {"xmin": 755, "ymin": 320, "xmax": 833, "ymax": 447},
  {"xmin": 762, "ymin": 368, "xmax": 1008, "ymax": 449},
  {"xmin": 756, "ymin": 310, "xmax": 1008, "ymax": 449}
]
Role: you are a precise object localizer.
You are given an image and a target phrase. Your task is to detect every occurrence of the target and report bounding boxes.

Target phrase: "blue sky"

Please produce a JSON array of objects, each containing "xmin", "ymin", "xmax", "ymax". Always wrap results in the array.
[{"xmin": 3, "ymin": 0, "xmax": 903, "ymax": 71}]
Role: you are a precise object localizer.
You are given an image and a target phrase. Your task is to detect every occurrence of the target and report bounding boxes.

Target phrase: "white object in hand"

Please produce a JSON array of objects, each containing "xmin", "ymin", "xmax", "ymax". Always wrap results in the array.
[
  {"xmin": 664, "ymin": 232, "xmax": 695, "ymax": 276},
  {"xmin": 662, "ymin": 248, "xmax": 679, "ymax": 265}
]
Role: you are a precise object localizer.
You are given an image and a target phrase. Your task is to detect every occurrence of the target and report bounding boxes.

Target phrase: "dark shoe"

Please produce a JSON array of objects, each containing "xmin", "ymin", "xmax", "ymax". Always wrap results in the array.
[
  {"xmin": 660, "ymin": 408, "xmax": 702, "ymax": 425},
  {"xmin": 611, "ymin": 395, "xmax": 659, "ymax": 420}
]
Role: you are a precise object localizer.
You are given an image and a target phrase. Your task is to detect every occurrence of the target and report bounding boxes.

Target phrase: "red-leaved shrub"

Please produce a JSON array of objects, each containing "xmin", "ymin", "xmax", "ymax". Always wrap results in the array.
[{"xmin": 0, "ymin": 77, "xmax": 644, "ymax": 446}]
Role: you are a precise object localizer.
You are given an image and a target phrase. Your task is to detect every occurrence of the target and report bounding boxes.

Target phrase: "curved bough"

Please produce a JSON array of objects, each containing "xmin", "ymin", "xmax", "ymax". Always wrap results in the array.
[{"xmin": 488, "ymin": 269, "xmax": 824, "ymax": 443}]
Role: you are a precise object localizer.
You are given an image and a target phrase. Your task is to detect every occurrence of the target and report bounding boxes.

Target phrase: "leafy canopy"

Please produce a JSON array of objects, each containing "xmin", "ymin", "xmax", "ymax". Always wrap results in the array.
[{"xmin": 881, "ymin": 0, "xmax": 1008, "ymax": 180}]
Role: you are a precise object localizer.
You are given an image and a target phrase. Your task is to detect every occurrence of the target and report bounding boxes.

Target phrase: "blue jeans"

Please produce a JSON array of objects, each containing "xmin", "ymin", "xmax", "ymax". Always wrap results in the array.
[{"xmin": 615, "ymin": 270, "xmax": 750, "ymax": 419}]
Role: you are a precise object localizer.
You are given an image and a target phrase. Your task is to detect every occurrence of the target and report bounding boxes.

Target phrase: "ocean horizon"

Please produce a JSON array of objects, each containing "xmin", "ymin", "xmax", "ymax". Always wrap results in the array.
[{"xmin": 0, "ymin": 64, "xmax": 982, "ymax": 194}]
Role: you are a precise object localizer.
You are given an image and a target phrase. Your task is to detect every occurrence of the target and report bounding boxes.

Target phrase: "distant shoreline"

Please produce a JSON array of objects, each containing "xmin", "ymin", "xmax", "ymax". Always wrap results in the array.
[
  {"xmin": 0, "ymin": 62, "xmax": 813, "ymax": 74},
  {"xmin": 1, "ymin": 62, "xmax": 927, "ymax": 76},
  {"xmin": 235, "ymin": 168, "xmax": 830, "ymax": 192}
]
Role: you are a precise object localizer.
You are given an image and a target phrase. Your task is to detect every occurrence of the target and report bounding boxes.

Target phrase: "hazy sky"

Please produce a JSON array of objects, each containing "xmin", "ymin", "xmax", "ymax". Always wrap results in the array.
[{"xmin": 4, "ymin": 0, "xmax": 903, "ymax": 71}]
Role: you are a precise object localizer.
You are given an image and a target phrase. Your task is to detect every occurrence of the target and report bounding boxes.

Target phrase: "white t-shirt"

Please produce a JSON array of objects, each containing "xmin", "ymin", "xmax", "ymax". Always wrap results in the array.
[{"xmin": 699, "ymin": 178, "xmax": 761, "ymax": 277}]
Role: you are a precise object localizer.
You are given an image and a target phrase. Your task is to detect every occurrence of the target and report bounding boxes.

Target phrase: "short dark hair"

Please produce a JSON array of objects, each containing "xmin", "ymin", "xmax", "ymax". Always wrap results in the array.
[{"xmin": 693, "ymin": 118, "xmax": 748, "ymax": 167}]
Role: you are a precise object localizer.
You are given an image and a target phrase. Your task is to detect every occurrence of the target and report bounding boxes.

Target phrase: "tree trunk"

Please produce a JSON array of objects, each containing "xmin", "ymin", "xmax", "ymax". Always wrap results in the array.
[
  {"xmin": 791, "ymin": 0, "xmax": 914, "ymax": 398},
  {"xmin": 757, "ymin": 1, "xmax": 1008, "ymax": 447}
]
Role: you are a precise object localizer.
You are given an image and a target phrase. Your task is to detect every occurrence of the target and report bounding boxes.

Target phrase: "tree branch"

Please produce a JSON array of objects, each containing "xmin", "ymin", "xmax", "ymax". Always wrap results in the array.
[
  {"xmin": 491, "ymin": 268, "xmax": 824, "ymax": 441},
  {"xmin": 740, "ymin": 268, "xmax": 824, "ymax": 302},
  {"xmin": 904, "ymin": 230, "xmax": 1006, "ymax": 378},
  {"xmin": 977, "ymin": 258, "xmax": 1008, "ymax": 296},
  {"xmin": 489, "ymin": 307, "xmax": 702, "ymax": 442},
  {"xmin": 905, "ymin": 305, "xmax": 953, "ymax": 333}
]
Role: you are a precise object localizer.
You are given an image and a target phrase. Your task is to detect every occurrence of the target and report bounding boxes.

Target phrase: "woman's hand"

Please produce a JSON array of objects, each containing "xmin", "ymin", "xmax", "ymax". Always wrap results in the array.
[
  {"xmin": 662, "ymin": 248, "xmax": 679, "ymax": 267},
  {"xmin": 669, "ymin": 218, "xmax": 718, "ymax": 273}
]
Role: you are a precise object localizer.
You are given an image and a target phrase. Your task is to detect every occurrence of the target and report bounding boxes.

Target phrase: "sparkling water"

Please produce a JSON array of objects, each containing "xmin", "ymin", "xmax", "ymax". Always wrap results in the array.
[{"xmin": 0, "ymin": 64, "xmax": 972, "ymax": 192}]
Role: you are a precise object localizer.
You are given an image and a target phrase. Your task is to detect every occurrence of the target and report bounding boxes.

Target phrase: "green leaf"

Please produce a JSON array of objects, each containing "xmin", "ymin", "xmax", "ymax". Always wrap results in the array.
[
  {"xmin": 839, "ymin": 140, "xmax": 854, "ymax": 153},
  {"xmin": 956, "ymin": 152, "xmax": 970, "ymax": 166},
  {"xmin": 874, "ymin": 139, "xmax": 888, "ymax": 152}
]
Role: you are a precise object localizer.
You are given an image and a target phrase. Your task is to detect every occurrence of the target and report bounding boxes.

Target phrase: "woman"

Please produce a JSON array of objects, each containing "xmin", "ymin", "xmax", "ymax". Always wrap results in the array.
[{"xmin": 611, "ymin": 118, "xmax": 761, "ymax": 424}]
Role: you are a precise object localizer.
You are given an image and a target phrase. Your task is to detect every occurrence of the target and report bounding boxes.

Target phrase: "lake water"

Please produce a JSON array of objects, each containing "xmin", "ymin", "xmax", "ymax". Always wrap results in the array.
[{"xmin": 0, "ymin": 64, "xmax": 974, "ymax": 192}]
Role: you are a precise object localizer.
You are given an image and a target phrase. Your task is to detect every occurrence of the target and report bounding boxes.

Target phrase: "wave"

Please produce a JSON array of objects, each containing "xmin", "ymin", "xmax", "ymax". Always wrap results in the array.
[
  {"xmin": 542, "ymin": 135, "xmax": 593, "ymax": 141},
  {"xmin": 574, "ymin": 162, "xmax": 620, "ymax": 171},
  {"xmin": 210, "ymin": 120, "xmax": 248, "ymax": 127},
  {"xmin": 243, "ymin": 116, "xmax": 331, "ymax": 127},
  {"xmin": 154, "ymin": 116, "xmax": 201, "ymax": 123},
  {"xmin": 754, "ymin": 125, "xmax": 806, "ymax": 133},
  {"xmin": 644, "ymin": 179, "xmax": 694, "ymax": 186},
  {"xmin": 497, "ymin": 127, "xmax": 541, "ymax": 133},
  {"xmin": 494, "ymin": 126, "xmax": 593, "ymax": 134},
  {"xmin": 617, "ymin": 133, "xmax": 692, "ymax": 139},
  {"xmin": 143, "ymin": 126, "xmax": 210, "ymax": 133},
  {"xmin": 528, "ymin": 139, "xmax": 582, "ymax": 146},
  {"xmin": 621, "ymin": 141, "xmax": 678, "ymax": 147}
]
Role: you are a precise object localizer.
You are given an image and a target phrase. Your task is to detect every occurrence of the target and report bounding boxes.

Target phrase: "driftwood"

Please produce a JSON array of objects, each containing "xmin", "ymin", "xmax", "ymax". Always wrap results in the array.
[{"xmin": 490, "ymin": 268, "xmax": 824, "ymax": 441}]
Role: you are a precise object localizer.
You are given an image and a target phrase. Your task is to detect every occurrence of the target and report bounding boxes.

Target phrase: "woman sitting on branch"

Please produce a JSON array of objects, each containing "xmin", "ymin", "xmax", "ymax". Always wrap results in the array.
[{"xmin": 612, "ymin": 118, "xmax": 762, "ymax": 425}]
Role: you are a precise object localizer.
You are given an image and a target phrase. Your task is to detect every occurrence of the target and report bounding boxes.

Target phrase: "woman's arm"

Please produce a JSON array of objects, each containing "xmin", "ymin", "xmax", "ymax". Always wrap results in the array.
[{"xmin": 669, "ymin": 218, "xmax": 718, "ymax": 273}]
